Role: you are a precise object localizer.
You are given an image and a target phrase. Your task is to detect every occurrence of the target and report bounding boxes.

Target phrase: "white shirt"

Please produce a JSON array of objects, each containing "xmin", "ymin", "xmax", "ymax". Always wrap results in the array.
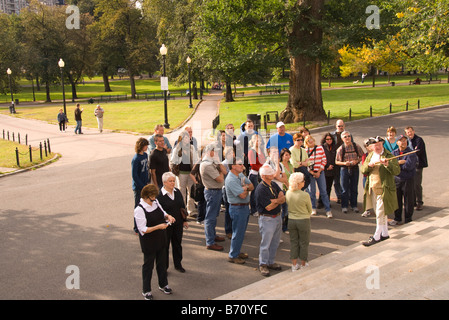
[
  {"xmin": 161, "ymin": 186, "xmax": 176, "ymax": 200},
  {"xmin": 134, "ymin": 198, "xmax": 168, "ymax": 236}
]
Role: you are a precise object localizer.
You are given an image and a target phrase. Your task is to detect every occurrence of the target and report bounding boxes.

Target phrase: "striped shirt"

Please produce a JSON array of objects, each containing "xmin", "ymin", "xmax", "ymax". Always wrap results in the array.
[{"xmin": 306, "ymin": 145, "xmax": 327, "ymax": 172}]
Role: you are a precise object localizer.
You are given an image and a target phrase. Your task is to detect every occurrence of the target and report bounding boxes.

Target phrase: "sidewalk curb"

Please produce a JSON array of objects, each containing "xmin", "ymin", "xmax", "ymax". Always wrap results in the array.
[{"xmin": 0, "ymin": 153, "xmax": 61, "ymax": 178}]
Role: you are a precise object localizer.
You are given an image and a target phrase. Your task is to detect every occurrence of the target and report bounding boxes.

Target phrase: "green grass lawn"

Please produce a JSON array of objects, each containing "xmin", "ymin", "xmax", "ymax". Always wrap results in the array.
[
  {"xmin": 1, "ymin": 78, "xmax": 191, "ymax": 104},
  {"xmin": 0, "ymin": 139, "xmax": 55, "ymax": 170},
  {"xmin": 2, "ymin": 78, "xmax": 448, "ymax": 136},
  {"xmin": 0, "ymin": 99, "xmax": 196, "ymax": 135},
  {"xmin": 219, "ymin": 83, "xmax": 449, "ymax": 133}
]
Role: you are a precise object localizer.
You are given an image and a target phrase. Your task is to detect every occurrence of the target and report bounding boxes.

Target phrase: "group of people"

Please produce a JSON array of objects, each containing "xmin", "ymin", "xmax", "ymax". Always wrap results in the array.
[
  {"xmin": 57, "ymin": 104, "xmax": 105, "ymax": 134},
  {"xmin": 131, "ymin": 119, "xmax": 428, "ymax": 299}
]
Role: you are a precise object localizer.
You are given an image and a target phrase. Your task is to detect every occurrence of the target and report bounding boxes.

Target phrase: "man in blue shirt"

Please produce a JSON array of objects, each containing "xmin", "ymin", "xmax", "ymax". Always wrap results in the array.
[
  {"xmin": 266, "ymin": 122, "xmax": 293, "ymax": 155},
  {"xmin": 225, "ymin": 158, "xmax": 254, "ymax": 264}
]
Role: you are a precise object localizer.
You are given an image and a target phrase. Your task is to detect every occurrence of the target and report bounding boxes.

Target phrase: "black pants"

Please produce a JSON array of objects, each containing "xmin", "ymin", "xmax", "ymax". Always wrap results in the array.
[
  {"xmin": 59, "ymin": 121, "xmax": 66, "ymax": 131},
  {"xmin": 165, "ymin": 222, "xmax": 183, "ymax": 270},
  {"xmin": 142, "ymin": 248, "xmax": 168, "ymax": 293},
  {"xmin": 394, "ymin": 178, "xmax": 415, "ymax": 223}
]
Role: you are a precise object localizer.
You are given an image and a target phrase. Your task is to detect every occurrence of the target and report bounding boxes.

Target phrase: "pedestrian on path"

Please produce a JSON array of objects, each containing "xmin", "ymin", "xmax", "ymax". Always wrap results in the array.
[
  {"xmin": 74, "ymin": 103, "xmax": 83, "ymax": 134},
  {"xmin": 57, "ymin": 109, "xmax": 68, "ymax": 132},
  {"xmin": 94, "ymin": 105, "xmax": 104, "ymax": 133}
]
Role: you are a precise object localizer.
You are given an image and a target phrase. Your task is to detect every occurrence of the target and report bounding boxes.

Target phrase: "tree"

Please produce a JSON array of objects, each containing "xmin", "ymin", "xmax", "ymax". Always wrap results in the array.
[
  {"xmin": 338, "ymin": 38, "xmax": 405, "ymax": 86},
  {"xmin": 192, "ymin": 0, "xmax": 285, "ymax": 102},
  {"xmin": 281, "ymin": 0, "xmax": 326, "ymax": 123},
  {"xmin": 392, "ymin": 1, "xmax": 449, "ymax": 78},
  {"xmin": 94, "ymin": 0, "xmax": 158, "ymax": 98},
  {"xmin": 21, "ymin": 0, "xmax": 67, "ymax": 102},
  {"xmin": 0, "ymin": 14, "xmax": 23, "ymax": 97}
]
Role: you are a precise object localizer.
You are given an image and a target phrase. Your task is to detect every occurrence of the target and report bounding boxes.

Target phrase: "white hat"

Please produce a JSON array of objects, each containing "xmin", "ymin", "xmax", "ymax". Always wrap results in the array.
[
  {"xmin": 259, "ymin": 164, "xmax": 275, "ymax": 176},
  {"xmin": 276, "ymin": 121, "xmax": 285, "ymax": 128}
]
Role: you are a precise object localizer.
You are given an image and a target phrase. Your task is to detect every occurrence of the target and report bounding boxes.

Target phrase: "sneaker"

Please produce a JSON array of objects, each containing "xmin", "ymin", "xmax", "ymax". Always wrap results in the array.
[
  {"xmin": 311, "ymin": 209, "xmax": 317, "ymax": 215},
  {"xmin": 228, "ymin": 257, "xmax": 246, "ymax": 264},
  {"xmin": 159, "ymin": 285, "xmax": 172, "ymax": 295},
  {"xmin": 292, "ymin": 264, "xmax": 300, "ymax": 272},
  {"xmin": 342, "ymin": 207, "xmax": 348, "ymax": 214},
  {"xmin": 361, "ymin": 210, "xmax": 371, "ymax": 217},
  {"xmin": 259, "ymin": 265, "xmax": 270, "ymax": 277},
  {"xmin": 362, "ymin": 236, "xmax": 380, "ymax": 247},
  {"xmin": 352, "ymin": 207, "xmax": 359, "ymax": 213},
  {"xmin": 142, "ymin": 292, "xmax": 153, "ymax": 300},
  {"xmin": 388, "ymin": 220, "xmax": 399, "ymax": 226},
  {"xmin": 238, "ymin": 252, "xmax": 249, "ymax": 259},
  {"xmin": 326, "ymin": 211, "xmax": 333, "ymax": 218}
]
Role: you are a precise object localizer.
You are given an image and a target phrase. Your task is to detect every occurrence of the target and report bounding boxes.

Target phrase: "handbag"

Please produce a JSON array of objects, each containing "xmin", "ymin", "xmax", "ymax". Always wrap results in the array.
[
  {"xmin": 171, "ymin": 163, "xmax": 180, "ymax": 176},
  {"xmin": 180, "ymin": 208, "xmax": 188, "ymax": 221}
]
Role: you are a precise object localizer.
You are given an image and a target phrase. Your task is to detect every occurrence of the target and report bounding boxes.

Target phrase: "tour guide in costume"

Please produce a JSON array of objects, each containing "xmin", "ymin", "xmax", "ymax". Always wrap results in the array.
[{"xmin": 361, "ymin": 136, "xmax": 400, "ymax": 247}]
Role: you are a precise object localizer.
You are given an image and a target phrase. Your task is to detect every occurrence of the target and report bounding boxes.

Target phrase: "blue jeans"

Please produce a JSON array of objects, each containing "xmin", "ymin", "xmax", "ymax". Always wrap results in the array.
[
  {"xmin": 75, "ymin": 120, "xmax": 82, "ymax": 133},
  {"xmin": 258, "ymin": 214, "xmax": 282, "ymax": 266},
  {"xmin": 340, "ymin": 166, "xmax": 359, "ymax": 209},
  {"xmin": 228, "ymin": 205, "xmax": 250, "ymax": 258},
  {"xmin": 307, "ymin": 171, "xmax": 330, "ymax": 211},
  {"xmin": 204, "ymin": 189, "xmax": 222, "ymax": 246}
]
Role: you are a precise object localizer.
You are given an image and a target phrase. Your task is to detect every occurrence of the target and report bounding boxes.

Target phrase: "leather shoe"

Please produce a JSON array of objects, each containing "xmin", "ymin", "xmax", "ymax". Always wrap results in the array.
[
  {"xmin": 175, "ymin": 266, "xmax": 186, "ymax": 273},
  {"xmin": 227, "ymin": 257, "xmax": 245, "ymax": 264},
  {"xmin": 362, "ymin": 236, "xmax": 380, "ymax": 247},
  {"xmin": 206, "ymin": 244, "xmax": 223, "ymax": 251},
  {"xmin": 215, "ymin": 235, "xmax": 225, "ymax": 242}
]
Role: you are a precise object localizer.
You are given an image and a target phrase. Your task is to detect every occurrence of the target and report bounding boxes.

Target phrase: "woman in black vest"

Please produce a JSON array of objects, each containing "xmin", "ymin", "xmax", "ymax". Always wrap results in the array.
[
  {"xmin": 134, "ymin": 184, "xmax": 175, "ymax": 300},
  {"xmin": 157, "ymin": 172, "xmax": 189, "ymax": 273}
]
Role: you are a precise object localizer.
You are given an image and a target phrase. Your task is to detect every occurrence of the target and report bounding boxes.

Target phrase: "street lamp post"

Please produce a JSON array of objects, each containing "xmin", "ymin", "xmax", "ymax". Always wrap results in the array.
[
  {"xmin": 58, "ymin": 59, "xmax": 67, "ymax": 116},
  {"xmin": 186, "ymin": 56, "xmax": 193, "ymax": 109},
  {"xmin": 6, "ymin": 68, "xmax": 15, "ymax": 114},
  {"xmin": 160, "ymin": 44, "xmax": 170, "ymax": 129}
]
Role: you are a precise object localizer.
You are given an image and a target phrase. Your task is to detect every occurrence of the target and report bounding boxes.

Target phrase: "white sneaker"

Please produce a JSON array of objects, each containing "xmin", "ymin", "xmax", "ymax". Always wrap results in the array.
[
  {"xmin": 326, "ymin": 211, "xmax": 333, "ymax": 218},
  {"xmin": 311, "ymin": 209, "xmax": 317, "ymax": 215},
  {"xmin": 292, "ymin": 264, "xmax": 300, "ymax": 272},
  {"xmin": 361, "ymin": 210, "xmax": 371, "ymax": 217},
  {"xmin": 388, "ymin": 220, "xmax": 399, "ymax": 226}
]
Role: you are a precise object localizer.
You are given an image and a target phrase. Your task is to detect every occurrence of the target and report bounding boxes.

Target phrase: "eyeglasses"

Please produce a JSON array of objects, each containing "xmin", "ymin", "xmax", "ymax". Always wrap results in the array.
[
  {"xmin": 295, "ymin": 139, "xmax": 303, "ymax": 142},
  {"xmin": 337, "ymin": 125, "xmax": 344, "ymax": 128},
  {"xmin": 342, "ymin": 136, "xmax": 350, "ymax": 139}
]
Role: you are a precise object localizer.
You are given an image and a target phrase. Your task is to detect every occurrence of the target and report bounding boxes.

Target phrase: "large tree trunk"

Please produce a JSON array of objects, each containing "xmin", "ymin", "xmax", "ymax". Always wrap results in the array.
[
  {"xmin": 225, "ymin": 80, "xmax": 234, "ymax": 102},
  {"xmin": 102, "ymin": 71, "xmax": 112, "ymax": 92},
  {"xmin": 130, "ymin": 74, "xmax": 136, "ymax": 99},
  {"xmin": 280, "ymin": 0, "xmax": 326, "ymax": 123}
]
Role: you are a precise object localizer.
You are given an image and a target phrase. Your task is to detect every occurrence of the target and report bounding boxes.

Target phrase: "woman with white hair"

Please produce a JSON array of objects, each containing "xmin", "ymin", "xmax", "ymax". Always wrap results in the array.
[
  {"xmin": 286, "ymin": 172, "xmax": 312, "ymax": 271},
  {"xmin": 157, "ymin": 172, "xmax": 188, "ymax": 272}
]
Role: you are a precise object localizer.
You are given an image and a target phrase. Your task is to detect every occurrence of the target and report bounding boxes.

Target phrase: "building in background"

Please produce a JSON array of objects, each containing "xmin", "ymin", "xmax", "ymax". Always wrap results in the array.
[{"xmin": 0, "ymin": 0, "xmax": 65, "ymax": 15}]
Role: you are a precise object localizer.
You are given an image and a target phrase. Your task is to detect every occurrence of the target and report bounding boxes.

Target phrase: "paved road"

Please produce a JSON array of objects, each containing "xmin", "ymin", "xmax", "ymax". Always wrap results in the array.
[{"xmin": 0, "ymin": 97, "xmax": 447, "ymax": 300}]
